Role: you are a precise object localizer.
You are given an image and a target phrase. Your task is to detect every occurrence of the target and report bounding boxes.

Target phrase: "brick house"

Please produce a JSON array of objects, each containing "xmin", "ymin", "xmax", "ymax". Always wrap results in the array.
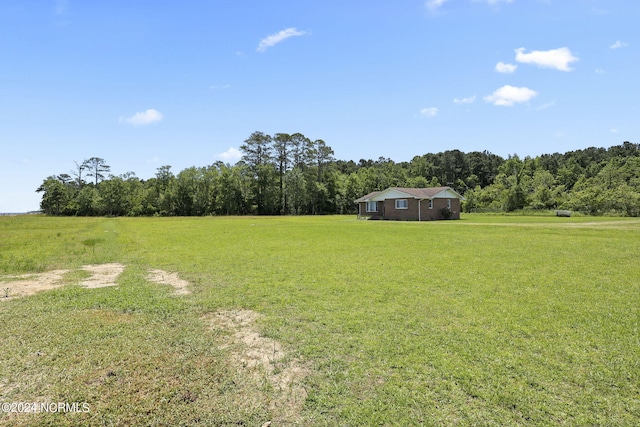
[{"xmin": 355, "ymin": 187, "xmax": 464, "ymax": 221}]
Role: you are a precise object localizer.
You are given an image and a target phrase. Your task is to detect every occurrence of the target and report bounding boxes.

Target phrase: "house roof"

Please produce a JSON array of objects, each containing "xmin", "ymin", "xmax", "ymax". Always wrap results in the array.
[
  {"xmin": 390, "ymin": 187, "xmax": 454, "ymax": 198},
  {"xmin": 354, "ymin": 191, "xmax": 382, "ymax": 203},
  {"xmin": 354, "ymin": 186, "xmax": 464, "ymax": 203}
]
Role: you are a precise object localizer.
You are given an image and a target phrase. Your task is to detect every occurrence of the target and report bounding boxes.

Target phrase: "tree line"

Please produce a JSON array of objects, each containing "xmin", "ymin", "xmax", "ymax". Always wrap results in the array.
[{"xmin": 36, "ymin": 134, "xmax": 640, "ymax": 217}]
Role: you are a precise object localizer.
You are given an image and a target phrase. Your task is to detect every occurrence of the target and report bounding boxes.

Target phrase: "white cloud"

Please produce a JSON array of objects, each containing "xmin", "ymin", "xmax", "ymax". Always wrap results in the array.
[
  {"xmin": 515, "ymin": 47, "xmax": 578, "ymax": 71},
  {"xmin": 257, "ymin": 28, "xmax": 307, "ymax": 52},
  {"xmin": 209, "ymin": 84, "xmax": 231, "ymax": 90},
  {"xmin": 419, "ymin": 107, "xmax": 439, "ymax": 117},
  {"xmin": 217, "ymin": 147, "xmax": 242, "ymax": 162},
  {"xmin": 610, "ymin": 128, "xmax": 619, "ymax": 133},
  {"xmin": 425, "ymin": 0, "xmax": 449, "ymax": 12},
  {"xmin": 595, "ymin": 68, "xmax": 606, "ymax": 74},
  {"xmin": 495, "ymin": 62, "xmax": 517, "ymax": 73},
  {"xmin": 119, "ymin": 109, "xmax": 163, "ymax": 125},
  {"xmin": 484, "ymin": 85, "xmax": 537, "ymax": 106},
  {"xmin": 610, "ymin": 40, "xmax": 628, "ymax": 49},
  {"xmin": 454, "ymin": 95, "xmax": 476, "ymax": 105}
]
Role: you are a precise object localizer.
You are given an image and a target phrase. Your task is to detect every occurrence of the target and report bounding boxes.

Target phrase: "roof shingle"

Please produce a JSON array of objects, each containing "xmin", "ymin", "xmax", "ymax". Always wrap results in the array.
[{"xmin": 354, "ymin": 186, "xmax": 463, "ymax": 203}]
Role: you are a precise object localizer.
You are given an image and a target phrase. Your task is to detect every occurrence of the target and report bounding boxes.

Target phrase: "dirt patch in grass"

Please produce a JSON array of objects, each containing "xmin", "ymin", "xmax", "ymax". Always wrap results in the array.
[
  {"xmin": 147, "ymin": 269, "xmax": 191, "ymax": 295},
  {"xmin": 0, "ymin": 269, "xmax": 70, "ymax": 300},
  {"xmin": 207, "ymin": 310, "xmax": 310, "ymax": 423},
  {"xmin": 0, "ymin": 264, "xmax": 126, "ymax": 300},
  {"xmin": 1, "ymin": 264, "xmax": 197, "ymax": 300},
  {"xmin": 79, "ymin": 263, "xmax": 126, "ymax": 288}
]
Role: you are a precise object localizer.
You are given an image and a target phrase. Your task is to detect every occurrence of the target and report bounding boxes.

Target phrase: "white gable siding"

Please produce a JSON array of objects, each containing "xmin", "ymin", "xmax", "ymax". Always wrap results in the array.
[
  {"xmin": 370, "ymin": 188, "xmax": 414, "ymax": 201},
  {"xmin": 432, "ymin": 188, "xmax": 459, "ymax": 199}
]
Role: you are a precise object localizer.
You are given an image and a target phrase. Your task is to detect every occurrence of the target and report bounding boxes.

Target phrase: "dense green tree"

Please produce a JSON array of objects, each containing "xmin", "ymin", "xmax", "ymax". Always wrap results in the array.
[
  {"xmin": 216, "ymin": 162, "xmax": 248, "ymax": 215},
  {"xmin": 75, "ymin": 186, "xmax": 100, "ymax": 216},
  {"xmin": 98, "ymin": 175, "xmax": 127, "ymax": 216},
  {"xmin": 289, "ymin": 133, "xmax": 312, "ymax": 169},
  {"xmin": 170, "ymin": 167, "xmax": 217, "ymax": 216},
  {"xmin": 36, "ymin": 177, "xmax": 69, "ymax": 215},
  {"xmin": 241, "ymin": 131, "xmax": 275, "ymax": 214},
  {"xmin": 528, "ymin": 170, "xmax": 562, "ymax": 210},
  {"xmin": 285, "ymin": 167, "xmax": 306, "ymax": 215},
  {"xmin": 273, "ymin": 133, "xmax": 292, "ymax": 214},
  {"xmin": 152, "ymin": 165, "xmax": 175, "ymax": 215}
]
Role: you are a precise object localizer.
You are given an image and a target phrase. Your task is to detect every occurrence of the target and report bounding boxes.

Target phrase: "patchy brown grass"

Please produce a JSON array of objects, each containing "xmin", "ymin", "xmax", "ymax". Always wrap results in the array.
[
  {"xmin": 0, "ymin": 263, "xmax": 127, "ymax": 300},
  {"xmin": 146, "ymin": 269, "xmax": 191, "ymax": 295},
  {"xmin": 1, "ymin": 264, "xmax": 311, "ymax": 423},
  {"xmin": 79, "ymin": 263, "xmax": 125, "ymax": 289},
  {"xmin": 206, "ymin": 310, "xmax": 310, "ymax": 424},
  {"xmin": 0, "ymin": 270, "xmax": 69, "ymax": 300},
  {"xmin": 1, "ymin": 264, "xmax": 193, "ymax": 301}
]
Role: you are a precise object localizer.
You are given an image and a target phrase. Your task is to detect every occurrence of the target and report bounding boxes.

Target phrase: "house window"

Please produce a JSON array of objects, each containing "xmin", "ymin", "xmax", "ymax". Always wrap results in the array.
[
  {"xmin": 447, "ymin": 199, "xmax": 451, "ymax": 209},
  {"xmin": 395, "ymin": 199, "xmax": 408, "ymax": 209},
  {"xmin": 428, "ymin": 199, "xmax": 433, "ymax": 209},
  {"xmin": 366, "ymin": 201, "xmax": 378, "ymax": 212}
]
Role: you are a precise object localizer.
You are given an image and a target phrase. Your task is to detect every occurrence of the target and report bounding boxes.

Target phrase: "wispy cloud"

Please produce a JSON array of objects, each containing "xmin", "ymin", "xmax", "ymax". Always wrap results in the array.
[
  {"xmin": 610, "ymin": 40, "xmax": 628, "ymax": 49},
  {"xmin": 595, "ymin": 68, "xmax": 606, "ymax": 74},
  {"xmin": 484, "ymin": 85, "xmax": 537, "ymax": 106},
  {"xmin": 209, "ymin": 84, "xmax": 231, "ymax": 90},
  {"xmin": 216, "ymin": 147, "xmax": 242, "ymax": 162},
  {"xmin": 454, "ymin": 95, "xmax": 476, "ymax": 105},
  {"xmin": 419, "ymin": 107, "xmax": 439, "ymax": 117},
  {"xmin": 257, "ymin": 28, "xmax": 308, "ymax": 53},
  {"xmin": 425, "ymin": 0, "xmax": 449, "ymax": 12},
  {"xmin": 495, "ymin": 62, "xmax": 517, "ymax": 73},
  {"xmin": 535, "ymin": 100, "xmax": 556, "ymax": 111},
  {"xmin": 515, "ymin": 47, "xmax": 578, "ymax": 71},
  {"xmin": 119, "ymin": 109, "xmax": 163, "ymax": 126}
]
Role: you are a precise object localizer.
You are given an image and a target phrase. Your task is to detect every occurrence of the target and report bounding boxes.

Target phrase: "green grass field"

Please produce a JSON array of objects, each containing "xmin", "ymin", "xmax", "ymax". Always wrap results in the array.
[{"xmin": 1, "ymin": 214, "xmax": 639, "ymax": 426}]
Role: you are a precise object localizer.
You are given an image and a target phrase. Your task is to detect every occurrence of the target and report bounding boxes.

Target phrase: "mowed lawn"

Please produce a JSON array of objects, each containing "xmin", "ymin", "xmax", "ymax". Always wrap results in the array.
[{"xmin": 1, "ymin": 214, "xmax": 639, "ymax": 426}]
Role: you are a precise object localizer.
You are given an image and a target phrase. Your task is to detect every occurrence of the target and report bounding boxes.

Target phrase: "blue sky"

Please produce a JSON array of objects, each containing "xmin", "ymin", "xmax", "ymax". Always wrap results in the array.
[{"xmin": 1, "ymin": 0, "xmax": 638, "ymax": 212}]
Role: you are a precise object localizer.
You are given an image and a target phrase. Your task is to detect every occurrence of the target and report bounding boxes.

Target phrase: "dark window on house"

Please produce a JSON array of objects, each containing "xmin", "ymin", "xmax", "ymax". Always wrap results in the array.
[
  {"xmin": 366, "ymin": 201, "xmax": 378, "ymax": 212},
  {"xmin": 395, "ymin": 199, "xmax": 408, "ymax": 209}
]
